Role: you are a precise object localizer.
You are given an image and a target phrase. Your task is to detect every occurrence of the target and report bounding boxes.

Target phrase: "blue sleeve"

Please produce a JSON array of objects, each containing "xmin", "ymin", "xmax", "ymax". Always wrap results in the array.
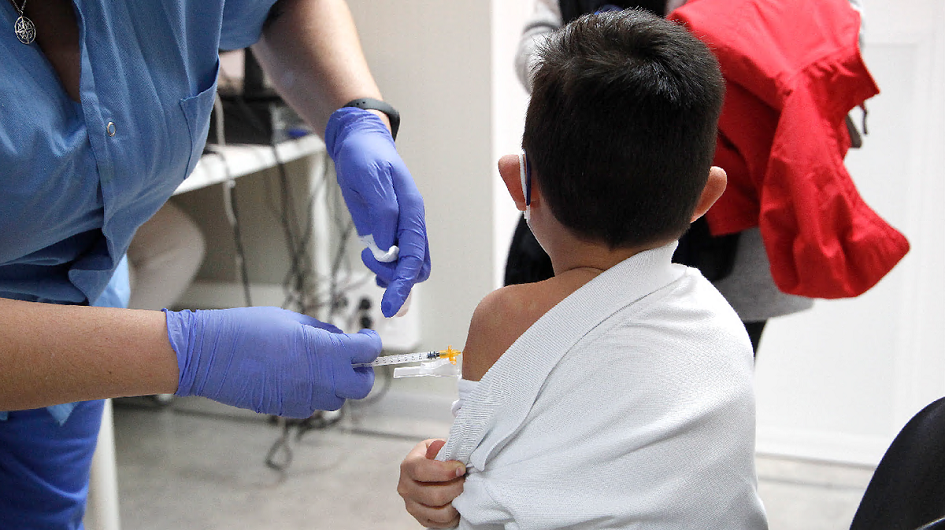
[{"xmin": 219, "ymin": 0, "xmax": 281, "ymax": 50}]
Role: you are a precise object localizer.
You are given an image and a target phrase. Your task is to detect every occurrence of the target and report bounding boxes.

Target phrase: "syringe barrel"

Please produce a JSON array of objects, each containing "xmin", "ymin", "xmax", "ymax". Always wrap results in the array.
[{"xmin": 357, "ymin": 350, "xmax": 438, "ymax": 367}]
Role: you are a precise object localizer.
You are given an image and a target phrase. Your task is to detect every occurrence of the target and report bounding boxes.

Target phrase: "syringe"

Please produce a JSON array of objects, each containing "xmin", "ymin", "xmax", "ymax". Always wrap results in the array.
[{"xmin": 354, "ymin": 346, "xmax": 462, "ymax": 368}]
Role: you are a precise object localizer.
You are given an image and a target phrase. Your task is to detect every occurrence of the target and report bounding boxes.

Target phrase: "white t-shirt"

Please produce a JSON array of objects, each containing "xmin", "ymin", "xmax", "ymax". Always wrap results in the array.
[{"xmin": 438, "ymin": 244, "xmax": 767, "ymax": 529}]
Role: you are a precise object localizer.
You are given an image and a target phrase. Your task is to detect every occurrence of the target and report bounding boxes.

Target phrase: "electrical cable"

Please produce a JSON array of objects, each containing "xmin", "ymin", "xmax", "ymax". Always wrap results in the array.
[
  {"xmin": 208, "ymin": 55, "xmax": 399, "ymax": 472},
  {"xmin": 265, "ymin": 417, "xmax": 293, "ymax": 472},
  {"xmin": 206, "ymin": 93, "xmax": 253, "ymax": 307},
  {"xmin": 271, "ymin": 148, "xmax": 313, "ymax": 313},
  {"xmin": 225, "ymin": 178, "xmax": 253, "ymax": 307},
  {"xmin": 216, "ymin": 62, "xmax": 323, "ymax": 315},
  {"xmin": 264, "ymin": 364, "xmax": 394, "ymax": 472},
  {"xmin": 216, "ymin": 63, "xmax": 366, "ymax": 319},
  {"xmin": 216, "ymin": 68, "xmax": 311, "ymax": 313},
  {"xmin": 264, "ymin": 405, "xmax": 345, "ymax": 472}
]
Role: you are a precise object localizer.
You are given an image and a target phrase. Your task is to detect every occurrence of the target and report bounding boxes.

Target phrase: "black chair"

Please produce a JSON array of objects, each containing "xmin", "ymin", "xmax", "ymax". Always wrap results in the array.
[{"xmin": 850, "ymin": 397, "xmax": 945, "ymax": 530}]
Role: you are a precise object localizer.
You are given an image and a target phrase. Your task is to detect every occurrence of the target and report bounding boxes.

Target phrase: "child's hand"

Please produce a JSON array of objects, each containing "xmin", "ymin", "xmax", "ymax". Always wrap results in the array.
[{"xmin": 398, "ymin": 439, "xmax": 466, "ymax": 528}]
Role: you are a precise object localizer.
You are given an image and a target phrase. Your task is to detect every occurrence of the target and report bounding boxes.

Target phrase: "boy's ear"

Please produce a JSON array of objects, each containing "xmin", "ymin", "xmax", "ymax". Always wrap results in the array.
[
  {"xmin": 690, "ymin": 166, "xmax": 727, "ymax": 222},
  {"xmin": 498, "ymin": 154, "xmax": 528, "ymax": 212}
]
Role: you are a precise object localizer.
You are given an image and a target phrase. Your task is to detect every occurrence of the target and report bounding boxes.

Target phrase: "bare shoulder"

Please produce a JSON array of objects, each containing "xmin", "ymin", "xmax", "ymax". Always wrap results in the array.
[{"xmin": 461, "ymin": 281, "xmax": 556, "ymax": 382}]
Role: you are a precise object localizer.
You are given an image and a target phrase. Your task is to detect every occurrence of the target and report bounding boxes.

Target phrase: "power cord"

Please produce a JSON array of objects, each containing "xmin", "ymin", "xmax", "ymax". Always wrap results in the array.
[
  {"xmin": 211, "ymin": 54, "xmax": 395, "ymax": 473},
  {"xmin": 205, "ymin": 93, "xmax": 253, "ymax": 307},
  {"xmin": 264, "ymin": 409, "xmax": 345, "ymax": 472},
  {"xmin": 262, "ymin": 364, "xmax": 395, "ymax": 473}
]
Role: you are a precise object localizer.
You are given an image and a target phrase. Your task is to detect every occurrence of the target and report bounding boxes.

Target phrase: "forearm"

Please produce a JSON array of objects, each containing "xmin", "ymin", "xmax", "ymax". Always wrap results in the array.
[
  {"xmin": 252, "ymin": 0, "xmax": 386, "ymax": 134},
  {"xmin": 0, "ymin": 298, "xmax": 179, "ymax": 411}
]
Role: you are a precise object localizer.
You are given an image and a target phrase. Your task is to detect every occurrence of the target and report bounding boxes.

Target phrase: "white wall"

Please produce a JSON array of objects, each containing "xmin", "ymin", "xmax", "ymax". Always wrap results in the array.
[
  {"xmin": 344, "ymin": 0, "xmax": 532, "ymax": 351},
  {"xmin": 490, "ymin": 2, "xmax": 534, "ymax": 288},
  {"xmin": 754, "ymin": 0, "xmax": 945, "ymax": 465}
]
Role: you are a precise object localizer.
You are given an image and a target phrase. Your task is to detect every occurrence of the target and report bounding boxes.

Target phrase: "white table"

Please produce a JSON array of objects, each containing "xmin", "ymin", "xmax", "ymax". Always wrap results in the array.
[{"xmin": 176, "ymin": 135, "xmax": 326, "ymax": 195}]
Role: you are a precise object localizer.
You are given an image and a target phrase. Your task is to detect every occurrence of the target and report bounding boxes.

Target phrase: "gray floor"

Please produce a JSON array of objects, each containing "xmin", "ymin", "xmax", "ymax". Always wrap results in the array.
[{"xmin": 107, "ymin": 375, "xmax": 875, "ymax": 530}]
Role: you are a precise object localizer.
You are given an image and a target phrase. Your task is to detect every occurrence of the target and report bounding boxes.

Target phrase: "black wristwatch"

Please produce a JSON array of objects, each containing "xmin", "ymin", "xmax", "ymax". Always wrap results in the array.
[{"xmin": 343, "ymin": 98, "xmax": 401, "ymax": 141}]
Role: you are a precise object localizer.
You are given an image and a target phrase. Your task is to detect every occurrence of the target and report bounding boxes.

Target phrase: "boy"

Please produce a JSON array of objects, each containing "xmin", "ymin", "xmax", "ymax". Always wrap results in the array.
[{"xmin": 401, "ymin": 9, "xmax": 766, "ymax": 529}]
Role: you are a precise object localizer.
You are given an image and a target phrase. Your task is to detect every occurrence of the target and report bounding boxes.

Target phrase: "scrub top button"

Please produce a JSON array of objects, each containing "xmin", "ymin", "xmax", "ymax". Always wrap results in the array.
[{"xmin": 106, "ymin": 122, "xmax": 117, "ymax": 137}]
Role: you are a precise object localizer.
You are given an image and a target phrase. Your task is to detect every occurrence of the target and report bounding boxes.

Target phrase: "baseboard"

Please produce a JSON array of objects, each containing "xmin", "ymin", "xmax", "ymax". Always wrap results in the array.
[{"xmin": 756, "ymin": 426, "xmax": 892, "ymax": 467}]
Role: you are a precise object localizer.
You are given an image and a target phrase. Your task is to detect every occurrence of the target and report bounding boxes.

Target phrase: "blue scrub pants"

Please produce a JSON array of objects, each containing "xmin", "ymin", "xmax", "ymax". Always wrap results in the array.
[{"xmin": 0, "ymin": 400, "xmax": 105, "ymax": 530}]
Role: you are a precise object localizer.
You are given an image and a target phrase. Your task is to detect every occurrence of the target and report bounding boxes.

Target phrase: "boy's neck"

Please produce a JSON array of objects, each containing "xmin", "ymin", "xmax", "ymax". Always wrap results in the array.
[
  {"xmin": 547, "ymin": 234, "xmax": 674, "ymax": 277},
  {"xmin": 529, "ymin": 200, "xmax": 677, "ymax": 277}
]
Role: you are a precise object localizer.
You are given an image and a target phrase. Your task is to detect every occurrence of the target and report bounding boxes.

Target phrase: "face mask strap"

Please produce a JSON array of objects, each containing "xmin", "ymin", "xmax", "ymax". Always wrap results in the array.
[{"xmin": 519, "ymin": 153, "xmax": 532, "ymax": 221}]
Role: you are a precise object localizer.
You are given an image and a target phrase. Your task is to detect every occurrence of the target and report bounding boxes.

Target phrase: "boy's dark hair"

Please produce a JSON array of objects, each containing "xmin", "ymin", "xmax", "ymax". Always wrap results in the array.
[{"xmin": 522, "ymin": 9, "xmax": 724, "ymax": 248}]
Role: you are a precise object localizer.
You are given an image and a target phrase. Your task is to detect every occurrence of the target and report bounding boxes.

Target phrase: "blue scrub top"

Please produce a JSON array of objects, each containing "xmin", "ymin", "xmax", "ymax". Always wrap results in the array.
[
  {"xmin": 0, "ymin": 0, "xmax": 278, "ymax": 305},
  {"xmin": 0, "ymin": 0, "xmax": 278, "ymax": 420}
]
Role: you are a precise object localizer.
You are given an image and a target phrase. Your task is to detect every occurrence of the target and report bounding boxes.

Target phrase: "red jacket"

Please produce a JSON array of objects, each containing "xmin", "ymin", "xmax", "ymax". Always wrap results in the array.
[{"xmin": 670, "ymin": 0, "xmax": 909, "ymax": 299}]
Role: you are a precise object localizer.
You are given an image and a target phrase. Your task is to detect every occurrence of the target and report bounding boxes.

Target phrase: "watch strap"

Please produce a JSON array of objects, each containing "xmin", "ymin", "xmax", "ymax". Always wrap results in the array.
[{"xmin": 343, "ymin": 98, "xmax": 400, "ymax": 141}]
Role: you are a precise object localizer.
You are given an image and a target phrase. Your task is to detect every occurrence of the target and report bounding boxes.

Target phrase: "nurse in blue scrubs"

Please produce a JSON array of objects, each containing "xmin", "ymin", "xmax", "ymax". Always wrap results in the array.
[{"xmin": 0, "ymin": 0, "xmax": 430, "ymax": 527}]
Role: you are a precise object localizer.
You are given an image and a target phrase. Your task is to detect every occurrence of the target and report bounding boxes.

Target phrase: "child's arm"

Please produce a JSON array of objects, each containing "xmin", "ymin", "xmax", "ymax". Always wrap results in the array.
[
  {"xmin": 398, "ymin": 279, "xmax": 571, "ymax": 527},
  {"xmin": 462, "ymin": 283, "xmax": 551, "ymax": 381},
  {"xmin": 396, "ymin": 287, "xmax": 540, "ymax": 528}
]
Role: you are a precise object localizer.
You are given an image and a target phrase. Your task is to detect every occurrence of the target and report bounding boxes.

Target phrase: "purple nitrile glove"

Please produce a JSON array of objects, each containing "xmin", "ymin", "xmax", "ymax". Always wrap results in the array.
[
  {"xmin": 325, "ymin": 107, "xmax": 431, "ymax": 317},
  {"xmin": 164, "ymin": 307, "xmax": 380, "ymax": 418}
]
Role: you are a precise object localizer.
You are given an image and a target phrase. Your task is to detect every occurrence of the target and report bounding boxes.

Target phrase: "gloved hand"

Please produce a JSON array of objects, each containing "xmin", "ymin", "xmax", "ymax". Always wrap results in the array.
[
  {"xmin": 325, "ymin": 107, "xmax": 431, "ymax": 317},
  {"xmin": 164, "ymin": 307, "xmax": 380, "ymax": 417}
]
